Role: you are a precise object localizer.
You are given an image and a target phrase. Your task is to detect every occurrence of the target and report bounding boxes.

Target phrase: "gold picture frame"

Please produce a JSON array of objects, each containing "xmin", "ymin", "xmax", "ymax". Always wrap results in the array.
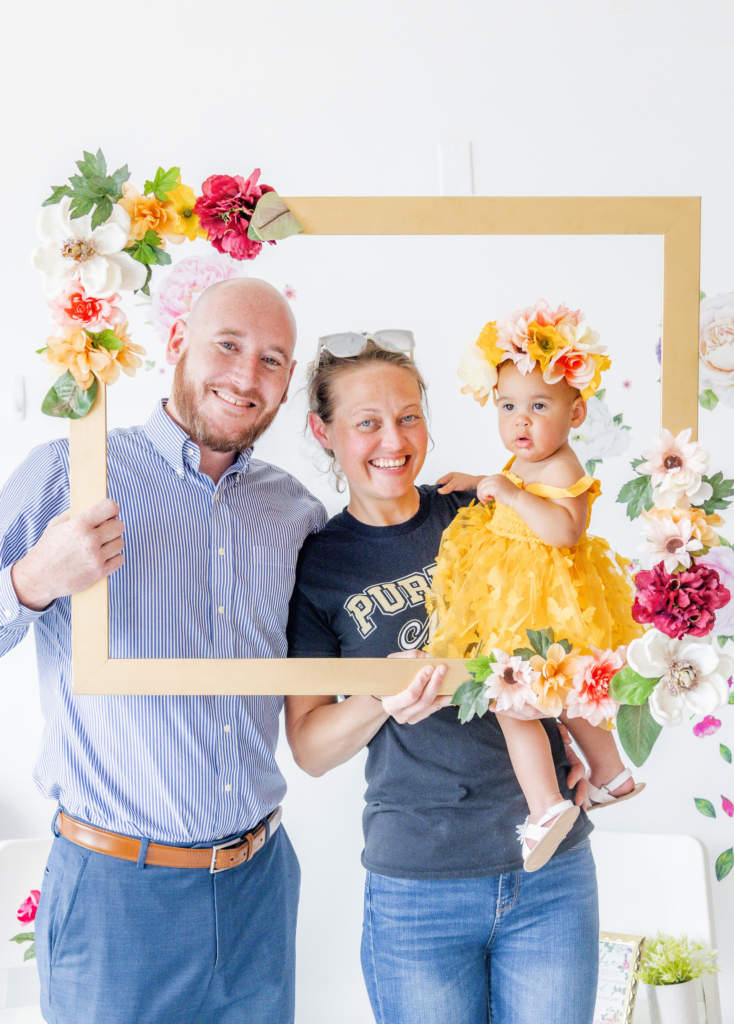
[
  {"xmin": 70, "ymin": 196, "xmax": 701, "ymax": 695},
  {"xmin": 595, "ymin": 931, "xmax": 646, "ymax": 1024}
]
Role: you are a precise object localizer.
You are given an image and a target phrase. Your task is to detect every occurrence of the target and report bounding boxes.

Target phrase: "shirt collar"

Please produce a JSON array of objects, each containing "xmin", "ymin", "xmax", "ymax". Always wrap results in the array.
[{"xmin": 142, "ymin": 400, "xmax": 254, "ymax": 480}]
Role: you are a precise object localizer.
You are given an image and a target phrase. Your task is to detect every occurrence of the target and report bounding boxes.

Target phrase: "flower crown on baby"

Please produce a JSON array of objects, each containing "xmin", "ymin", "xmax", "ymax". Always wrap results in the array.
[{"xmin": 457, "ymin": 298, "xmax": 611, "ymax": 407}]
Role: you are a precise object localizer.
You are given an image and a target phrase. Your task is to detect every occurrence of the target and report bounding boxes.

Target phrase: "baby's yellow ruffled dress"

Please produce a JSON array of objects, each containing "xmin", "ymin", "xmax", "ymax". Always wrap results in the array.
[{"xmin": 425, "ymin": 459, "xmax": 643, "ymax": 658}]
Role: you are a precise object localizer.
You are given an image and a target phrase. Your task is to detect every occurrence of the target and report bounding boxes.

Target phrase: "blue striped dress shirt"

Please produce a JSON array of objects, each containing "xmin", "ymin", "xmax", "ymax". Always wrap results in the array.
[{"xmin": 0, "ymin": 401, "xmax": 327, "ymax": 843}]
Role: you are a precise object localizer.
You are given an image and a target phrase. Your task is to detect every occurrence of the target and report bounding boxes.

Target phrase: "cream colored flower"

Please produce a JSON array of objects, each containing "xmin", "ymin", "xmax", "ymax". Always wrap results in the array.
[
  {"xmin": 642, "ymin": 506, "xmax": 722, "ymax": 549},
  {"xmin": 529, "ymin": 643, "xmax": 582, "ymax": 716},
  {"xmin": 458, "ymin": 339, "xmax": 498, "ymax": 406},
  {"xmin": 639, "ymin": 428, "xmax": 712, "ymax": 508},
  {"xmin": 486, "ymin": 650, "xmax": 539, "ymax": 713},
  {"xmin": 42, "ymin": 327, "xmax": 115, "ymax": 389},
  {"xmin": 638, "ymin": 515, "xmax": 703, "ymax": 572}
]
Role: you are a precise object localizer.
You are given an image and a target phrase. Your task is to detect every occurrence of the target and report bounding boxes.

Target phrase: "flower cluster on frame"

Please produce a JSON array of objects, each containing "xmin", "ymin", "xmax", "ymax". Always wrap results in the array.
[{"xmin": 31, "ymin": 149, "xmax": 302, "ymax": 419}]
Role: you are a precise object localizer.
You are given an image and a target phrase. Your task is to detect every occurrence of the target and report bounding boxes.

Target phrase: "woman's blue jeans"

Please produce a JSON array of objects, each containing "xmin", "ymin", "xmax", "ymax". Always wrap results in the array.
[{"xmin": 361, "ymin": 839, "xmax": 599, "ymax": 1024}]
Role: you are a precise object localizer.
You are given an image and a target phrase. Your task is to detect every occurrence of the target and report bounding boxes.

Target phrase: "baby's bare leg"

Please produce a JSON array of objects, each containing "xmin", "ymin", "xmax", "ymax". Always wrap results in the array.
[
  {"xmin": 560, "ymin": 713, "xmax": 635, "ymax": 796},
  {"xmin": 496, "ymin": 714, "xmax": 564, "ymax": 824}
]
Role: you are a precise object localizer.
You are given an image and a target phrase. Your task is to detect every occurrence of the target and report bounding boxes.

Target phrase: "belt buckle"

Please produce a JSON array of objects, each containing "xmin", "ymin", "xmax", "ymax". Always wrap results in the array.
[{"xmin": 209, "ymin": 835, "xmax": 250, "ymax": 875}]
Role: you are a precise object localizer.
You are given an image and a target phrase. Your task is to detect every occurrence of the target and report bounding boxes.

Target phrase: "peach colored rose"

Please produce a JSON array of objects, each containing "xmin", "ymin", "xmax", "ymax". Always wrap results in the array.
[{"xmin": 546, "ymin": 348, "xmax": 596, "ymax": 390}]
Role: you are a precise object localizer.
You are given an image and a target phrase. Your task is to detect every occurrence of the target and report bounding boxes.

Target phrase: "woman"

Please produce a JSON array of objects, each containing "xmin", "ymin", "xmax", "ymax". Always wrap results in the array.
[{"xmin": 285, "ymin": 334, "xmax": 599, "ymax": 1024}]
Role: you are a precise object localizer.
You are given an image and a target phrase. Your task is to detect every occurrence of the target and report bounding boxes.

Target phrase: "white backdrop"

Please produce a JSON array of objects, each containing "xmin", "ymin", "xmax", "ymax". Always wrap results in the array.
[{"xmin": 2, "ymin": 1, "xmax": 734, "ymax": 1020}]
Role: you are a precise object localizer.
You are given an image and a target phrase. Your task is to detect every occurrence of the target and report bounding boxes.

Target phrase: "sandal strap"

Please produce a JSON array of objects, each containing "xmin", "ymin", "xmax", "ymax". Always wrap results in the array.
[
  {"xmin": 587, "ymin": 767, "xmax": 633, "ymax": 804},
  {"xmin": 523, "ymin": 800, "xmax": 575, "ymax": 842}
]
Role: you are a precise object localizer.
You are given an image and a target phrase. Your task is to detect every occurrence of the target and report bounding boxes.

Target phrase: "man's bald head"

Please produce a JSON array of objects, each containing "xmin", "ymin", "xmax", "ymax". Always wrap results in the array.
[{"xmin": 185, "ymin": 277, "xmax": 297, "ymax": 356}]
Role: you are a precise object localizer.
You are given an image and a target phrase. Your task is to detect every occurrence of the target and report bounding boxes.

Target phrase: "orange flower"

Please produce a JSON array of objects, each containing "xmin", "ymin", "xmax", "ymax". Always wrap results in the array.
[
  {"xmin": 42, "ymin": 327, "xmax": 115, "ymax": 390},
  {"xmin": 529, "ymin": 642, "xmax": 582, "ymax": 715},
  {"xmin": 164, "ymin": 180, "xmax": 205, "ymax": 242},
  {"xmin": 111, "ymin": 322, "xmax": 146, "ymax": 378},
  {"xmin": 475, "ymin": 321, "xmax": 504, "ymax": 367},
  {"xmin": 642, "ymin": 505, "xmax": 722, "ymax": 549},
  {"xmin": 117, "ymin": 183, "xmax": 180, "ymax": 246}
]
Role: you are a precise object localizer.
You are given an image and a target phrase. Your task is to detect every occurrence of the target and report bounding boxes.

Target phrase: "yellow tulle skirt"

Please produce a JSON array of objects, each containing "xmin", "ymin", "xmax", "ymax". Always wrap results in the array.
[{"xmin": 425, "ymin": 500, "xmax": 643, "ymax": 659}]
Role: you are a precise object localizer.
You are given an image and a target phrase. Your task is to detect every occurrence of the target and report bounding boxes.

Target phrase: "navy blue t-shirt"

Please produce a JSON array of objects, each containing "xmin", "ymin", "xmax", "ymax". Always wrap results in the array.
[{"xmin": 287, "ymin": 484, "xmax": 591, "ymax": 879}]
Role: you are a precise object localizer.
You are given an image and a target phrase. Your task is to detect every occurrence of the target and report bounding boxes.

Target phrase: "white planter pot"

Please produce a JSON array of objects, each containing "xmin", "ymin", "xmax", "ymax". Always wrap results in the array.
[{"xmin": 645, "ymin": 980, "xmax": 699, "ymax": 1024}]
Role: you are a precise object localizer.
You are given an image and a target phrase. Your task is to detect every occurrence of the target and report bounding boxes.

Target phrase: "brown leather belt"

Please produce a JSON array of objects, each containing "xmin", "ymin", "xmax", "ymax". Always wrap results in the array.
[{"xmin": 57, "ymin": 807, "xmax": 282, "ymax": 874}]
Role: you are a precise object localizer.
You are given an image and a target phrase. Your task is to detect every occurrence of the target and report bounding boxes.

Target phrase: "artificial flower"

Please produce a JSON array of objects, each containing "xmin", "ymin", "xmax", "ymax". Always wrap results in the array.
[
  {"xmin": 568, "ymin": 395, "xmax": 631, "ymax": 465},
  {"xmin": 458, "ymin": 339, "xmax": 499, "ymax": 406},
  {"xmin": 638, "ymin": 428, "xmax": 713, "ymax": 508},
  {"xmin": 17, "ymin": 890, "xmax": 40, "ymax": 925},
  {"xmin": 626, "ymin": 630, "xmax": 733, "ymax": 727},
  {"xmin": 546, "ymin": 348, "xmax": 597, "ymax": 392},
  {"xmin": 529, "ymin": 642, "xmax": 582, "ymax": 716},
  {"xmin": 632, "ymin": 562, "xmax": 731, "ymax": 639},
  {"xmin": 566, "ymin": 646, "xmax": 626, "ymax": 727},
  {"xmin": 117, "ymin": 183, "xmax": 182, "ymax": 246},
  {"xmin": 42, "ymin": 327, "xmax": 115, "ymax": 389},
  {"xmin": 31, "ymin": 195, "xmax": 146, "ymax": 298},
  {"xmin": 696, "ymin": 546, "xmax": 734, "ymax": 637},
  {"xmin": 47, "ymin": 281, "xmax": 124, "ymax": 332},
  {"xmin": 699, "ymin": 293, "xmax": 734, "ymax": 408},
  {"xmin": 150, "ymin": 255, "xmax": 241, "ymax": 342},
  {"xmin": 164, "ymin": 179, "xmax": 204, "ymax": 241},
  {"xmin": 642, "ymin": 506, "xmax": 722, "ymax": 550},
  {"xmin": 194, "ymin": 170, "xmax": 275, "ymax": 261},
  {"xmin": 111, "ymin": 322, "xmax": 146, "ymax": 378},
  {"xmin": 637, "ymin": 515, "xmax": 703, "ymax": 573},
  {"xmin": 526, "ymin": 322, "xmax": 568, "ymax": 372},
  {"xmin": 485, "ymin": 649, "xmax": 538, "ymax": 712},
  {"xmin": 692, "ymin": 715, "xmax": 721, "ymax": 737},
  {"xmin": 475, "ymin": 320, "xmax": 504, "ymax": 367}
]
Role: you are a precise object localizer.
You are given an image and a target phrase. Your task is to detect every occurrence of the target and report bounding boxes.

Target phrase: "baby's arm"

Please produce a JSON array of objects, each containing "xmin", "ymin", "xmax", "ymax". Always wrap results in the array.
[{"xmin": 477, "ymin": 468, "xmax": 588, "ymax": 547}]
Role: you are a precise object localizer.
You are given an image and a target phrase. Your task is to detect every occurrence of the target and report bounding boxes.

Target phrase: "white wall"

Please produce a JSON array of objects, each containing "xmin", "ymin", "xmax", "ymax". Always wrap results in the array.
[{"xmin": 2, "ymin": 2, "xmax": 734, "ymax": 1020}]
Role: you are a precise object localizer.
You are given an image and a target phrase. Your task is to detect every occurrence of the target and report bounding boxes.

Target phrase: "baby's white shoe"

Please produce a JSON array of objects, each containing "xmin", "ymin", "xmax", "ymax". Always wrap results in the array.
[
  {"xmin": 518, "ymin": 800, "xmax": 580, "ymax": 872},
  {"xmin": 586, "ymin": 768, "xmax": 645, "ymax": 811}
]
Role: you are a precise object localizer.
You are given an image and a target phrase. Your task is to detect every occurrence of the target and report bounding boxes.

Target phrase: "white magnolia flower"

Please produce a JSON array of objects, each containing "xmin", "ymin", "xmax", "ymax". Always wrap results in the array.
[
  {"xmin": 639, "ymin": 428, "xmax": 712, "ymax": 508},
  {"xmin": 637, "ymin": 515, "xmax": 703, "ymax": 573},
  {"xmin": 626, "ymin": 630, "xmax": 733, "ymax": 727},
  {"xmin": 486, "ymin": 649, "xmax": 538, "ymax": 713},
  {"xmin": 31, "ymin": 195, "xmax": 147, "ymax": 298},
  {"xmin": 569, "ymin": 396, "xmax": 631, "ymax": 465},
  {"xmin": 457, "ymin": 340, "xmax": 498, "ymax": 406}
]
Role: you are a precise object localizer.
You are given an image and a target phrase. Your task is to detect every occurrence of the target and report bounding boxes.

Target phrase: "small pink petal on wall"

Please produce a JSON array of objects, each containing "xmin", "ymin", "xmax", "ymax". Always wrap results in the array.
[
  {"xmin": 693, "ymin": 715, "xmax": 722, "ymax": 737},
  {"xmin": 283, "ymin": 285, "xmax": 297, "ymax": 300},
  {"xmin": 722, "ymin": 796, "xmax": 734, "ymax": 817}
]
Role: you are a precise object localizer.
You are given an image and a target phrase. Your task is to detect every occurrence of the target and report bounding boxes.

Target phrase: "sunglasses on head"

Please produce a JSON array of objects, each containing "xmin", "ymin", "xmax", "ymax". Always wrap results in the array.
[{"xmin": 315, "ymin": 330, "xmax": 416, "ymax": 362}]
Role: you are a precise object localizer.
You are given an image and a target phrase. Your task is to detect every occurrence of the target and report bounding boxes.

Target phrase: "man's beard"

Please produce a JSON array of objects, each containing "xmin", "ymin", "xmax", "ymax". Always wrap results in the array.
[{"xmin": 170, "ymin": 351, "xmax": 282, "ymax": 454}]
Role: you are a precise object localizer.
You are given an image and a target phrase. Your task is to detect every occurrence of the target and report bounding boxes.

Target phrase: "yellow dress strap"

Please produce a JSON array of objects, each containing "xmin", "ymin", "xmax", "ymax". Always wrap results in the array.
[{"xmin": 525, "ymin": 476, "xmax": 598, "ymax": 499}]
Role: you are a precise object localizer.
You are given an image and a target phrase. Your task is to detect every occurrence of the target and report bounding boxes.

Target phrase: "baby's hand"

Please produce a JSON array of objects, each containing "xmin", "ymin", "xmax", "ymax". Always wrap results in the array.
[
  {"xmin": 477, "ymin": 474, "xmax": 516, "ymax": 506},
  {"xmin": 436, "ymin": 472, "xmax": 485, "ymax": 494}
]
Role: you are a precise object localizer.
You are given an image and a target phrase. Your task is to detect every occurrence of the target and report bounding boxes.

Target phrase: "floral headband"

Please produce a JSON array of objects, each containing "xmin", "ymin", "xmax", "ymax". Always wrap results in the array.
[{"xmin": 457, "ymin": 298, "xmax": 611, "ymax": 406}]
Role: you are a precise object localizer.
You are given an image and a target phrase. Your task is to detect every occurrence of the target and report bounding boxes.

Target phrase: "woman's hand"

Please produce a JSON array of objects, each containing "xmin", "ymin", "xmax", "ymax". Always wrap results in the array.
[
  {"xmin": 381, "ymin": 652, "xmax": 450, "ymax": 724},
  {"xmin": 436, "ymin": 472, "xmax": 485, "ymax": 494}
]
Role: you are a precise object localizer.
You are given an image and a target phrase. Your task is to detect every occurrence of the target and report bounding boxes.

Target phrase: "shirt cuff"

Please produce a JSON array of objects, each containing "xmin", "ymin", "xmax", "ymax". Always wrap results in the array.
[{"xmin": 0, "ymin": 565, "xmax": 51, "ymax": 629}]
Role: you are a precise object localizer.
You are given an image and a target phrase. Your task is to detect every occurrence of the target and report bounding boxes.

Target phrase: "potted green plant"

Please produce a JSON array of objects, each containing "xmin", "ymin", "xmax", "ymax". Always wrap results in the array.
[{"xmin": 637, "ymin": 933, "xmax": 719, "ymax": 1024}]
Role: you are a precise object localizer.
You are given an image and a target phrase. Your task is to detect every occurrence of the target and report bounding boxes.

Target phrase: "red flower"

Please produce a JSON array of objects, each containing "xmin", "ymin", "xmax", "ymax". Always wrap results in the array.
[
  {"xmin": 632, "ymin": 562, "xmax": 731, "ymax": 639},
  {"xmin": 194, "ymin": 170, "xmax": 274, "ymax": 261},
  {"xmin": 17, "ymin": 890, "xmax": 40, "ymax": 924}
]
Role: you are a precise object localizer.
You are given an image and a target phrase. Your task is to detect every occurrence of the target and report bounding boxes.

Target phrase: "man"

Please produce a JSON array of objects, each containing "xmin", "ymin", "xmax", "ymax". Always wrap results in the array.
[{"xmin": 0, "ymin": 278, "xmax": 326, "ymax": 1024}]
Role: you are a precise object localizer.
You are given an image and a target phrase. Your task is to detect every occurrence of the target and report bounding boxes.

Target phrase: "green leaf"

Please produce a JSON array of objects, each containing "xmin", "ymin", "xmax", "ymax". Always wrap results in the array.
[
  {"xmin": 716, "ymin": 848, "xmax": 734, "ymax": 882},
  {"xmin": 700, "ymin": 290, "xmax": 707, "ymax": 301},
  {"xmin": 126, "ymin": 231, "xmax": 172, "ymax": 268},
  {"xmin": 36, "ymin": 346, "xmax": 49, "ymax": 355},
  {"xmin": 613, "ymin": 413, "xmax": 623, "ymax": 425},
  {"xmin": 721, "ymin": 744, "xmax": 732, "ymax": 764},
  {"xmin": 595, "ymin": 388, "xmax": 606, "ymax": 402},
  {"xmin": 718, "ymin": 635, "xmax": 733, "ymax": 649},
  {"xmin": 718, "ymin": 535, "xmax": 733, "ymax": 549},
  {"xmin": 699, "ymin": 389, "xmax": 719, "ymax": 412},
  {"xmin": 728, "ymin": 689, "xmax": 734, "ymax": 704},
  {"xmin": 249, "ymin": 191, "xmax": 304, "ymax": 241},
  {"xmin": 558, "ymin": 638, "xmax": 572, "ymax": 654},
  {"xmin": 91, "ymin": 195, "xmax": 113, "ymax": 229},
  {"xmin": 23, "ymin": 943, "xmax": 36, "ymax": 962},
  {"xmin": 76, "ymin": 148, "xmax": 107, "ymax": 179},
  {"xmin": 87, "ymin": 328, "xmax": 121, "ymax": 352},
  {"xmin": 144, "ymin": 166, "xmax": 181, "ymax": 201},
  {"xmin": 41, "ymin": 372, "xmax": 98, "ymax": 420},
  {"xmin": 609, "ymin": 665, "xmax": 660, "ymax": 705},
  {"xmin": 145, "ymin": 360, "xmax": 155, "ymax": 372},
  {"xmin": 616, "ymin": 702, "xmax": 662, "ymax": 766},
  {"xmin": 68, "ymin": 194, "xmax": 96, "ymax": 219},
  {"xmin": 465, "ymin": 653, "xmax": 494, "ymax": 683},
  {"xmin": 110, "ymin": 164, "xmax": 130, "ymax": 194},
  {"xmin": 585, "ymin": 459, "xmax": 599, "ymax": 476},
  {"xmin": 42, "ymin": 184, "xmax": 73, "ymax": 206},
  {"xmin": 617, "ymin": 472, "xmax": 654, "ymax": 520},
  {"xmin": 695, "ymin": 472, "xmax": 734, "ymax": 515},
  {"xmin": 451, "ymin": 678, "xmax": 490, "ymax": 724},
  {"xmin": 513, "ymin": 647, "xmax": 536, "ymax": 660},
  {"xmin": 694, "ymin": 797, "xmax": 717, "ymax": 818},
  {"xmin": 9, "ymin": 932, "xmax": 34, "ymax": 944}
]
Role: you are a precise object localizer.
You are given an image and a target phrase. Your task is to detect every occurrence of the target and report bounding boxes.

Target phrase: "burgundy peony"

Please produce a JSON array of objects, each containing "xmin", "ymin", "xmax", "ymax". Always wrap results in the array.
[
  {"xmin": 632, "ymin": 562, "xmax": 731, "ymax": 639},
  {"xmin": 194, "ymin": 170, "xmax": 274, "ymax": 261}
]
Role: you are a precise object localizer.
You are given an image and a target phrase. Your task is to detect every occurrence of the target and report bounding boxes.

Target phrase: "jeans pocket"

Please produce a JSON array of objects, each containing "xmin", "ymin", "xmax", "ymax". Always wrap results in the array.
[{"xmin": 48, "ymin": 839, "xmax": 90, "ymax": 971}]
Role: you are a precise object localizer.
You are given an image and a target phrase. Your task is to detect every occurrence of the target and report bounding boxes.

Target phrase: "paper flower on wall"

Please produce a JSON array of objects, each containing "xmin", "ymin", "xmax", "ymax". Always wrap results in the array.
[{"xmin": 699, "ymin": 293, "xmax": 734, "ymax": 410}]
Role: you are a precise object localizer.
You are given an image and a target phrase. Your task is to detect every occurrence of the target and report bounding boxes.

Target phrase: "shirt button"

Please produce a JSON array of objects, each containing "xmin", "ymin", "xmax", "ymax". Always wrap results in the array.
[
  {"xmin": 224, "ymin": 724, "xmax": 231, "ymax": 733},
  {"xmin": 177, "ymin": 469, "xmax": 184, "ymax": 478},
  {"xmin": 225, "ymin": 784, "xmax": 232, "ymax": 793},
  {"xmin": 218, "ymin": 548, "xmax": 225, "ymax": 556},
  {"xmin": 218, "ymin": 606, "xmax": 224, "ymax": 615}
]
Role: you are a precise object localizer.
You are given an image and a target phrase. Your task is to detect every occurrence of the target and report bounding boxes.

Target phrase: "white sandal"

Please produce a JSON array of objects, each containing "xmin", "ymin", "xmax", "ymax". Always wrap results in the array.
[
  {"xmin": 586, "ymin": 768, "xmax": 645, "ymax": 811},
  {"xmin": 519, "ymin": 800, "xmax": 580, "ymax": 873}
]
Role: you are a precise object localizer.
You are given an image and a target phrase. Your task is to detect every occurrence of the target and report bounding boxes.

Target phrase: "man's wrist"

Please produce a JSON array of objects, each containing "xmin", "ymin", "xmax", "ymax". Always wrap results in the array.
[{"xmin": 10, "ymin": 558, "xmax": 55, "ymax": 612}]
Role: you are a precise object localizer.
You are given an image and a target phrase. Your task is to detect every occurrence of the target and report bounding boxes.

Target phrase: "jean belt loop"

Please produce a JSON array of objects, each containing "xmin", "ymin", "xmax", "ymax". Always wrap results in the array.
[
  {"xmin": 51, "ymin": 806, "xmax": 62, "ymax": 837},
  {"xmin": 137, "ymin": 838, "xmax": 150, "ymax": 870}
]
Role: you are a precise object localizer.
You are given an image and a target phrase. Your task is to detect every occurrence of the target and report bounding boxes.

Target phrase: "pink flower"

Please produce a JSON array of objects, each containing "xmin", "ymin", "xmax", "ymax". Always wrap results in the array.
[
  {"xmin": 566, "ymin": 647, "xmax": 625, "ymax": 726},
  {"xmin": 194, "ymin": 170, "xmax": 275, "ymax": 261},
  {"xmin": 632, "ymin": 563, "xmax": 731, "ymax": 639},
  {"xmin": 47, "ymin": 281, "xmax": 124, "ymax": 332},
  {"xmin": 693, "ymin": 715, "xmax": 722, "ymax": 737},
  {"xmin": 17, "ymin": 890, "xmax": 40, "ymax": 925},
  {"xmin": 623, "ymin": 380, "xmax": 632, "ymax": 389},
  {"xmin": 283, "ymin": 284, "xmax": 297, "ymax": 300},
  {"xmin": 546, "ymin": 348, "xmax": 597, "ymax": 390},
  {"xmin": 150, "ymin": 255, "xmax": 242, "ymax": 342},
  {"xmin": 696, "ymin": 547, "xmax": 734, "ymax": 637},
  {"xmin": 486, "ymin": 649, "xmax": 538, "ymax": 713},
  {"xmin": 723, "ymin": 796, "xmax": 734, "ymax": 817}
]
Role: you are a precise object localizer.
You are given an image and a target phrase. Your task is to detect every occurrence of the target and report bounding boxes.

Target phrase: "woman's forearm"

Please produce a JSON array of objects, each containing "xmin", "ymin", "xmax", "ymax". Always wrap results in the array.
[{"xmin": 286, "ymin": 695, "xmax": 388, "ymax": 777}]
